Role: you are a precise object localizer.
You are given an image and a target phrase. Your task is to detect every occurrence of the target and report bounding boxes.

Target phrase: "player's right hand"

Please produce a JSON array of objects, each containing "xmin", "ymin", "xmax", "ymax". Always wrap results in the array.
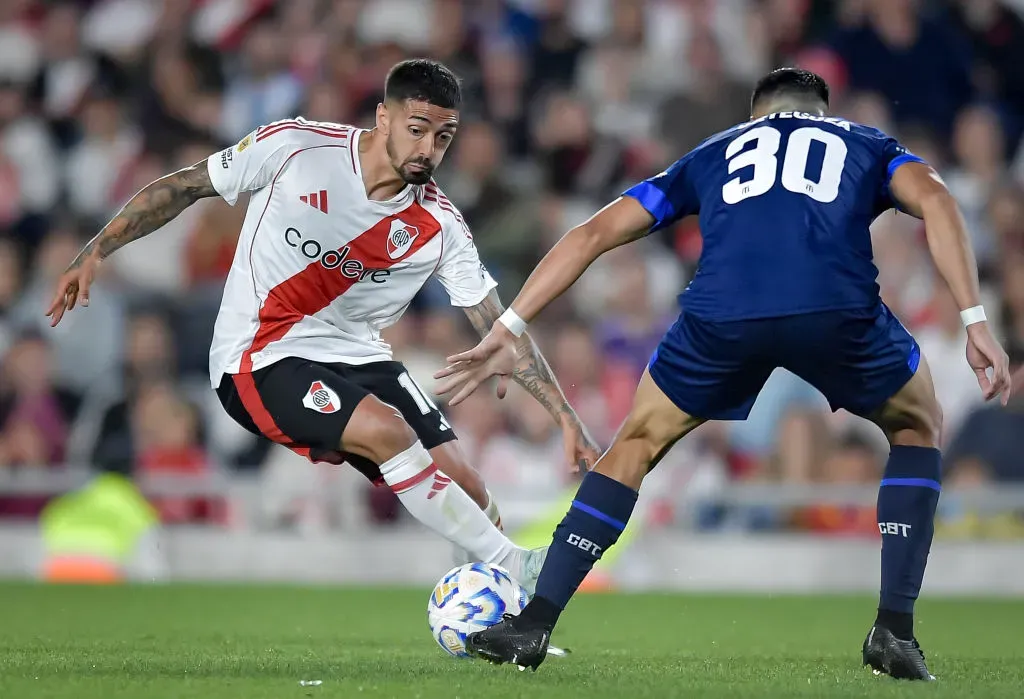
[
  {"xmin": 966, "ymin": 323, "xmax": 1011, "ymax": 405},
  {"xmin": 45, "ymin": 251, "xmax": 101, "ymax": 327},
  {"xmin": 434, "ymin": 325, "xmax": 518, "ymax": 406}
]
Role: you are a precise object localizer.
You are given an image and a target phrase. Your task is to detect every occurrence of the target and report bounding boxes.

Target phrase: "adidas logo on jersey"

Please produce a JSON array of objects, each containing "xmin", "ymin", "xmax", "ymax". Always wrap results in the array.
[
  {"xmin": 299, "ymin": 190, "xmax": 329, "ymax": 214},
  {"xmin": 302, "ymin": 381, "xmax": 340, "ymax": 414},
  {"xmin": 426, "ymin": 471, "xmax": 452, "ymax": 500},
  {"xmin": 386, "ymin": 219, "xmax": 419, "ymax": 260}
]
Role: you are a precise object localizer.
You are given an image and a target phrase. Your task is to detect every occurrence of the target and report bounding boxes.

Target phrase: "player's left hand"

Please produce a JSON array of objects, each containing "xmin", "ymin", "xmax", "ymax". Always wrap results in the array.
[
  {"xmin": 966, "ymin": 322, "xmax": 1012, "ymax": 405},
  {"xmin": 561, "ymin": 413, "xmax": 601, "ymax": 472},
  {"xmin": 434, "ymin": 325, "xmax": 518, "ymax": 406}
]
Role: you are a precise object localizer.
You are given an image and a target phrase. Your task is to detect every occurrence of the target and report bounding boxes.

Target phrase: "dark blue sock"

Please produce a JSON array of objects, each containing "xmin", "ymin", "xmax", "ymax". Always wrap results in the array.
[
  {"xmin": 521, "ymin": 472, "xmax": 637, "ymax": 629},
  {"xmin": 876, "ymin": 445, "xmax": 941, "ymax": 629}
]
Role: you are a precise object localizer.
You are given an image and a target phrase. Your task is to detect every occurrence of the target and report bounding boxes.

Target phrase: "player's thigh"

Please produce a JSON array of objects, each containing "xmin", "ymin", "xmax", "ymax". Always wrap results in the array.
[
  {"xmin": 782, "ymin": 307, "xmax": 942, "ymax": 442},
  {"xmin": 239, "ymin": 357, "xmax": 369, "ymax": 458},
  {"xmin": 342, "ymin": 361, "xmax": 457, "ymax": 449},
  {"xmin": 596, "ymin": 368, "xmax": 706, "ymax": 490}
]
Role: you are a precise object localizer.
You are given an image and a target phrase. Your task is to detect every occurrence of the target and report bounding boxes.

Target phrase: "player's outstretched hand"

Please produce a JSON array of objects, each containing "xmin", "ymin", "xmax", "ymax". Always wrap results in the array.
[
  {"xmin": 45, "ymin": 250, "xmax": 101, "ymax": 327},
  {"xmin": 434, "ymin": 325, "xmax": 518, "ymax": 406},
  {"xmin": 562, "ymin": 414, "xmax": 601, "ymax": 473},
  {"xmin": 966, "ymin": 323, "xmax": 1011, "ymax": 405}
]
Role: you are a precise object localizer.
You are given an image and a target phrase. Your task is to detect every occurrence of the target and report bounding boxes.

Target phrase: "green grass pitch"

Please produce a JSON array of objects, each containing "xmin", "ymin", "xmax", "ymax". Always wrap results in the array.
[{"xmin": 1, "ymin": 583, "xmax": 1022, "ymax": 698}]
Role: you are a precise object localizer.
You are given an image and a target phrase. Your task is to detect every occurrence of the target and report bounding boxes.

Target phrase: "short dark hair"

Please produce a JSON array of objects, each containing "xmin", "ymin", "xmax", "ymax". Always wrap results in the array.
[
  {"xmin": 750, "ymin": 68, "xmax": 830, "ymax": 112},
  {"xmin": 384, "ymin": 59, "xmax": 461, "ymax": 110}
]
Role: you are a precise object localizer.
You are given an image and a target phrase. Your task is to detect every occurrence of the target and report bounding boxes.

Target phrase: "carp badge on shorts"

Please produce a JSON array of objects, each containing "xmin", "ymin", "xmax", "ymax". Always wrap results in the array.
[{"xmin": 302, "ymin": 381, "xmax": 340, "ymax": 414}]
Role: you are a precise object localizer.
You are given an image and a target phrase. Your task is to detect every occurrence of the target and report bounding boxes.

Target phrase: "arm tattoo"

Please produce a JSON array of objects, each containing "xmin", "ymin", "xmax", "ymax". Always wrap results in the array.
[
  {"xmin": 68, "ymin": 160, "xmax": 218, "ymax": 269},
  {"xmin": 463, "ymin": 290, "xmax": 575, "ymax": 423}
]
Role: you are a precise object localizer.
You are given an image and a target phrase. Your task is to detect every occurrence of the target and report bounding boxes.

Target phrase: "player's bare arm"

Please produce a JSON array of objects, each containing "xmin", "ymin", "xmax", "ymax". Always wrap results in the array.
[
  {"xmin": 46, "ymin": 160, "xmax": 219, "ymax": 326},
  {"xmin": 890, "ymin": 161, "xmax": 1011, "ymax": 403},
  {"xmin": 434, "ymin": 197, "xmax": 654, "ymax": 407},
  {"xmin": 462, "ymin": 289, "xmax": 600, "ymax": 470}
]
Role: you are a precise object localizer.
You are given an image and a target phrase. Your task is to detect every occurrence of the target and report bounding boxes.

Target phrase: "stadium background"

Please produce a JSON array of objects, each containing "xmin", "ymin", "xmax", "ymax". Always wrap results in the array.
[{"xmin": 0, "ymin": 0, "xmax": 1023, "ymax": 591}]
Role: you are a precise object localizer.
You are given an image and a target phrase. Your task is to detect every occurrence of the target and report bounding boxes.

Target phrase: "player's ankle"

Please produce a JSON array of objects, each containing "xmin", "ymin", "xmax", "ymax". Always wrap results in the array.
[
  {"xmin": 875, "ymin": 608, "xmax": 914, "ymax": 640},
  {"xmin": 517, "ymin": 595, "xmax": 561, "ymax": 631}
]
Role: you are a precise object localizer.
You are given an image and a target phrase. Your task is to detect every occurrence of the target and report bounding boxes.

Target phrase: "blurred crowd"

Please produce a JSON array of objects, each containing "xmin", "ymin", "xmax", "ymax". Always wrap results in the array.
[{"xmin": 0, "ymin": 0, "xmax": 1023, "ymax": 537}]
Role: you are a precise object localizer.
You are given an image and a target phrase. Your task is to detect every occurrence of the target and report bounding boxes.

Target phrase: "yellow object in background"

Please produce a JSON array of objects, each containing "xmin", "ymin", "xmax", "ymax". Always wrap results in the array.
[
  {"xmin": 40, "ymin": 473, "xmax": 159, "ymax": 584},
  {"xmin": 511, "ymin": 488, "xmax": 641, "ymax": 592}
]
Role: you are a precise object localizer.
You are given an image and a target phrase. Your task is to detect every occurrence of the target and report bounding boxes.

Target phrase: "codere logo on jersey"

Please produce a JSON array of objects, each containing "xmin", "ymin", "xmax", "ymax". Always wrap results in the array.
[{"xmin": 285, "ymin": 227, "xmax": 392, "ymax": 283}]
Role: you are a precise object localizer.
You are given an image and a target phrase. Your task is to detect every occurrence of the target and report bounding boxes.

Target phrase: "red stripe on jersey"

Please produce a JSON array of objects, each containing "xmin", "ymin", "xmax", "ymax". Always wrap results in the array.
[
  {"xmin": 300, "ymin": 194, "xmax": 308, "ymax": 204},
  {"xmin": 257, "ymin": 119, "xmax": 350, "ymax": 138},
  {"xmin": 310, "ymin": 191, "xmax": 319, "ymax": 210},
  {"xmin": 424, "ymin": 195, "xmax": 470, "ymax": 234},
  {"xmin": 256, "ymin": 123, "xmax": 351, "ymax": 143},
  {"xmin": 389, "ymin": 463, "xmax": 438, "ymax": 493},
  {"xmin": 231, "ymin": 373, "xmax": 311, "ymax": 460},
  {"xmin": 240, "ymin": 201, "xmax": 443, "ymax": 372},
  {"xmin": 319, "ymin": 189, "xmax": 328, "ymax": 213}
]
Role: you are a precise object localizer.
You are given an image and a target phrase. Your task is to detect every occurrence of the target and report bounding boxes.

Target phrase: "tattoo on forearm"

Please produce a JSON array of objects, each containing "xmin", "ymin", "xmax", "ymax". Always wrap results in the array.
[
  {"xmin": 68, "ymin": 160, "xmax": 218, "ymax": 269},
  {"xmin": 464, "ymin": 291, "xmax": 574, "ymax": 422}
]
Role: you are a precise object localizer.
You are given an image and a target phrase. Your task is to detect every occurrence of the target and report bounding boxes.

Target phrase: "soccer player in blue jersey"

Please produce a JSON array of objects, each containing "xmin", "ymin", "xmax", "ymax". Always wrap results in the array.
[{"xmin": 433, "ymin": 68, "xmax": 1011, "ymax": 679}]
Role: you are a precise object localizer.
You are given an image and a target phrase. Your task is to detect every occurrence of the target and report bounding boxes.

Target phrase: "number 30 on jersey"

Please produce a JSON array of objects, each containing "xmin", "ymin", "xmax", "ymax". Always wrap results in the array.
[{"xmin": 722, "ymin": 126, "xmax": 848, "ymax": 205}]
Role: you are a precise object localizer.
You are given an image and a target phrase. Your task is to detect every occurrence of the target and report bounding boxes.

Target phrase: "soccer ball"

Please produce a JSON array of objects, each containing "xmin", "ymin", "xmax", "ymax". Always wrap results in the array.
[{"xmin": 427, "ymin": 562, "xmax": 528, "ymax": 657}]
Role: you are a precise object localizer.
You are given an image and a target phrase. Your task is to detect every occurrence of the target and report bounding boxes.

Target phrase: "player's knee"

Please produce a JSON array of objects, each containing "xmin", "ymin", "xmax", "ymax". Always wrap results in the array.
[
  {"xmin": 343, "ymin": 397, "xmax": 418, "ymax": 463},
  {"xmin": 888, "ymin": 396, "xmax": 942, "ymax": 449}
]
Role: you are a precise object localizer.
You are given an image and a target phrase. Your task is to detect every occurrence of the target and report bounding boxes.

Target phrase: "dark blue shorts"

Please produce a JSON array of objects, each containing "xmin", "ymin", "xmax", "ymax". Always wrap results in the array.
[{"xmin": 648, "ymin": 303, "xmax": 920, "ymax": 420}]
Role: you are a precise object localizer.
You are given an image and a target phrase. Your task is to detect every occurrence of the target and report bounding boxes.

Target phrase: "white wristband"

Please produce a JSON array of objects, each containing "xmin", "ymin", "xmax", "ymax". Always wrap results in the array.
[
  {"xmin": 960, "ymin": 305, "xmax": 987, "ymax": 328},
  {"xmin": 497, "ymin": 307, "xmax": 527, "ymax": 337}
]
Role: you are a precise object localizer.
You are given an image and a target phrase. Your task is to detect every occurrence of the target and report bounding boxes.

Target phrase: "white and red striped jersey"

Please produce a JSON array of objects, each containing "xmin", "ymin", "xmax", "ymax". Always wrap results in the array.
[{"xmin": 204, "ymin": 118, "xmax": 496, "ymax": 386}]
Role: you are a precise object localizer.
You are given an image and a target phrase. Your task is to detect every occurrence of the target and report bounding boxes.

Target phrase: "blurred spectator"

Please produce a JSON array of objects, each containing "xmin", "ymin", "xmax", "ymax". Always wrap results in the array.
[
  {"xmin": 0, "ymin": 330, "xmax": 80, "ymax": 467},
  {"xmin": 946, "ymin": 387, "xmax": 1024, "ymax": 483},
  {"xmin": 0, "ymin": 80, "xmax": 59, "ymax": 227},
  {"xmin": 915, "ymin": 286, "xmax": 986, "ymax": 445},
  {"xmin": 478, "ymin": 387, "xmax": 574, "ymax": 496},
  {"xmin": 792, "ymin": 431, "xmax": 883, "ymax": 536},
  {"xmin": 11, "ymin": 227, "xmax": 124, "ymax": 394},
  {"xmin": 948, "ymin": 0, "xmax": 1024, "ymax": 145},
  {"xmin": 32, "ymin": 1, "xmax": 117, "ymax": 145},
  {"xmin": 64, "ymin": 92, "xmax": 142, "ymax": 225},
  {"xmin": 828, "ymin": 0, "xmax": 972, "ymax": 137},
  {"xmin": 219, "ymin": 19, "xmax": 304, "ymax": 141},
  {"xmin": 87, "ymin": 308, "xmax": 179, "ymax": 474},
  {"xmin": 944, "ymin": 104, "xmax": 1006, "ymax": 270},
  {"xmin": 656, "ymin": 30, "xmax": 750, "ymax": 155},
  {"xmin": 0, "ymin": 0, "xmax": 41, "ymax": 86},
  {"xmin": 0, "ymin": 239, "xmax": 25, "ymax": 357},
  {"xmin": 532, "ymin": 91, "xmax": 627, "ymax": 200},
  {"xmin": 138, "ymin": 45, "xmax": 222, "ymax": 157},
  {"xmin": 477, "ymin": 39, "xmax": 531, "ymax": 157},
  {"xmin": 528, "ymin": 0, "xmax": 588, "ymax": 100},
  {"xmin": 548, "ymin": 323, "xmax": 614, "ymax": 444}
]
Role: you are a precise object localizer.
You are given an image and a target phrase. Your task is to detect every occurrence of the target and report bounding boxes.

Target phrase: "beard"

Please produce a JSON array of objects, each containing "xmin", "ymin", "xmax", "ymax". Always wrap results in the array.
[{"xmin": 386, "ymin": 134, "xmax": 434, "ymax": 185}]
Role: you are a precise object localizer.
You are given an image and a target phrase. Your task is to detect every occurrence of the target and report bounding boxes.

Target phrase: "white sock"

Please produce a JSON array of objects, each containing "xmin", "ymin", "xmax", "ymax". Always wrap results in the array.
[{"xmin": 380, "ymin": 443, "xmax": 516, "ymax": 565}]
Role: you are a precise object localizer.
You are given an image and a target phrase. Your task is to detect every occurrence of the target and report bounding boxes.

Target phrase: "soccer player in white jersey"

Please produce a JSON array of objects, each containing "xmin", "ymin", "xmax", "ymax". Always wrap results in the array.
[{"xmin": 45, "ymin": 59, "xmax": 600, "ymax": 591}]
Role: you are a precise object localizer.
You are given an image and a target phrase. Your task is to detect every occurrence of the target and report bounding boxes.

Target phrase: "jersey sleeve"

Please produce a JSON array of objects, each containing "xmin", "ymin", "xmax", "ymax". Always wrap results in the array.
[
  {"xmin": 206, "ymin": 125, "xmax": 296, "ymax": 205},
  {"xmin": 621, "ymin": 151, "xmax": 700, "ymax": 233},
  {"xmin": 433, "ymin": 207, "xmax": 498, "ymax": 307},
  {"xmin": 875, "ymin": 132, "xmax": 927, "ymax": 211}
]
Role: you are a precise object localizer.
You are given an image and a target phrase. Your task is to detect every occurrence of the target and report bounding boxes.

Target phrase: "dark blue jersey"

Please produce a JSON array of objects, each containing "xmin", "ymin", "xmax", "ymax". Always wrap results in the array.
[{"xmin": 623, "ymin": 112, "xmax": 925, "ymax": 321}]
